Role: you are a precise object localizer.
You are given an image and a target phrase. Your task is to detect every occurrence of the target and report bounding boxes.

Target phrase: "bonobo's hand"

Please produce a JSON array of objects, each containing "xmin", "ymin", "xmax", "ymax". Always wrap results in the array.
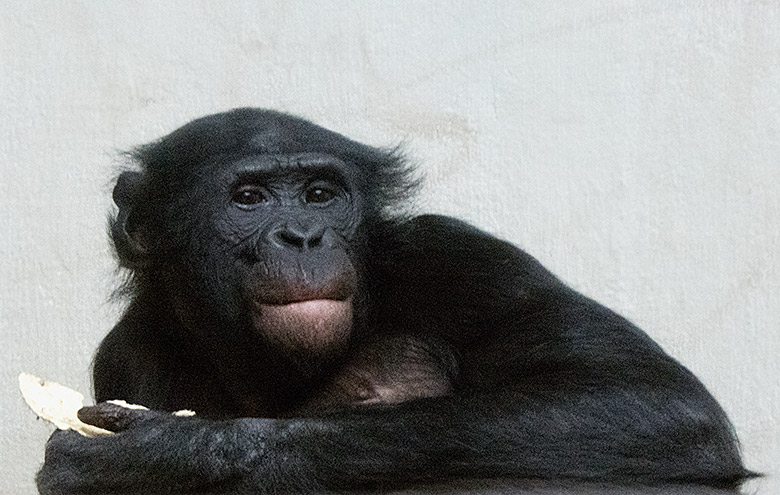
[{"xmin": 36, "ymin": 402, "xmax": 258, "ymax": 495}]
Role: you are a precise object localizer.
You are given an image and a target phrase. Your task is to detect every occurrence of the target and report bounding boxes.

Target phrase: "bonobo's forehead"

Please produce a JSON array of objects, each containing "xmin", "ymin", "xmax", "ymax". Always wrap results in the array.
[
  {"xmin": 231, "ymin": 152, "xmax": 349, "ymax": 173},
  {"xmin": 226, "ymin": 152, "xmax": 357, "ymax": 185}
]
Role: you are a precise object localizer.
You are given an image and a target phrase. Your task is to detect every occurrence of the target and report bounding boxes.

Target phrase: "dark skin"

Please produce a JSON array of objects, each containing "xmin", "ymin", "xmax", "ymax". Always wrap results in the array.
[{"xmin": 37, "ymin": 109, "xmax": 753, "ymax": 494}]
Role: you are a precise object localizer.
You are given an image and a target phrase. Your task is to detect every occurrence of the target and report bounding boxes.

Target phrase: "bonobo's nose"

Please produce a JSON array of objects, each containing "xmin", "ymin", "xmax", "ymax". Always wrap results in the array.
[{"xmin": 270, "ymin": 224, "xmax": 333, "ymax": 251}]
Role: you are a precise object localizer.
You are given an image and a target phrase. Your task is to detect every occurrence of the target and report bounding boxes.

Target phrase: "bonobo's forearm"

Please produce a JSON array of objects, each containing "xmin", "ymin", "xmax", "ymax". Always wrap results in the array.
[{"xmin": 237, "ymin": 389, "xmax": 746, "ymax": 492}]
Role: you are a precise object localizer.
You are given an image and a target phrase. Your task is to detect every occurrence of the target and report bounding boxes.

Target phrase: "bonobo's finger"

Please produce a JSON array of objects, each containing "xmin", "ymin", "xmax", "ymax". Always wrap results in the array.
[{"xmin": 77, "ymin": 402, "xmax": 166, "ymax": 432}]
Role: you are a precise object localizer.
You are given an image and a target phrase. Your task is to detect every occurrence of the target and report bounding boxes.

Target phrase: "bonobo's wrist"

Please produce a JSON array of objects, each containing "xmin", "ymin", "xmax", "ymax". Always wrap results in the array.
[
  {"xmin": 220, "ymin": 417, "xmax": 279, "ymax": 484},
  {"xmin": 151, "ymin": 416, "xmax": 256, "ymax": 485},
  {"xmin": 225, "ymin": 417, "xmax": 326, "ymax": 492}
]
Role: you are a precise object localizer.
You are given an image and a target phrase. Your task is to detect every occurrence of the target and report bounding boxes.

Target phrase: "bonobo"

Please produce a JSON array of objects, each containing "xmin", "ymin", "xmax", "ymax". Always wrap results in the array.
[{"xmin": 37, "ymin": 109, "xmax": 753, "ymax": 494}]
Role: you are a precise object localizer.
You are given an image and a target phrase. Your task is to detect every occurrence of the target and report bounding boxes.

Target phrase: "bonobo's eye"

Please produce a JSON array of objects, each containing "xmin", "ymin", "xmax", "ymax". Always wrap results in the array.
[
  {"xmin": 232, "ymin": 184, "xmax": 269, "ymax": 207},
  {"xmin": 303, "ymin": 182, "xmax": 341, "ymax": 205}
]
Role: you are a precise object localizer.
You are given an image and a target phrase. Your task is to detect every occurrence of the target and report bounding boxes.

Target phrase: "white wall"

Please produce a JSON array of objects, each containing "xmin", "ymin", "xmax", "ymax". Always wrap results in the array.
[{"xmin": 1, "ymin": 1, "xmax": 778, "ymax": 493}]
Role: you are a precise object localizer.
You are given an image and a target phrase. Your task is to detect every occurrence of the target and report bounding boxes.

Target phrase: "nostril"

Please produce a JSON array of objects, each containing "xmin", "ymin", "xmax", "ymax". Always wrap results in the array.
[
  {"xmin": 308, "ymin": 232, "xmax": 323, "ymax": 248},
  {"xmin": 275, "ymin": 230, "xmax": 305, "ymax": 249}
]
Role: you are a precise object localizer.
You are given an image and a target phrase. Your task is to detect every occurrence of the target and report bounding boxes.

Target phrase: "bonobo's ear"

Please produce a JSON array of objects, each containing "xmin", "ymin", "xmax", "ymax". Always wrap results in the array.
[{"xmin": 111, "ymin": 171, "xmax": 148, "ymax": 268}]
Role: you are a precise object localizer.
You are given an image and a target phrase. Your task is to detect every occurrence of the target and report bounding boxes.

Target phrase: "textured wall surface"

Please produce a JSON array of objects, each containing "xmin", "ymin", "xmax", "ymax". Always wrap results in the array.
[{"xmin": 1, "ymin": 1, "xmax": 778, "ymax": 493}]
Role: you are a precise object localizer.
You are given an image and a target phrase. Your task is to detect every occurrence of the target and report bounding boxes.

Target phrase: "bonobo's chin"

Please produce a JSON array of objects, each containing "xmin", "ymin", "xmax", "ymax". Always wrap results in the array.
[{"xmin": 251, "ymin": 298, "xmax": 354, "ymax": 359}]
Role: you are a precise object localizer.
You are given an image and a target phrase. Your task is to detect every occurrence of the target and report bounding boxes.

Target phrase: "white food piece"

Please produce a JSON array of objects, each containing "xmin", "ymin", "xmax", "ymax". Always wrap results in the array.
[
  {"xmin": 19, "ymin": 373, "xmax": 196, "ymax": 437},
  {"xmin": 106, "ymin": 399, "xmax": 148, "ymax": 410},
  {"xmin": 18, "ymin": 373, "xmax": 113, "ymax": 437},
  {"xmin": 172, "ymin": 409, "xmax": 196, "ymax": 417}
]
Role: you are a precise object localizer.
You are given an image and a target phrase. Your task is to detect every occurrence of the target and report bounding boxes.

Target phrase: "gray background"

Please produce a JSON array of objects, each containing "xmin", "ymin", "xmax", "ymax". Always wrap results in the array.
[{"xmin": 1, "ymin": 2, "xmax": 778, "ymax": 493}]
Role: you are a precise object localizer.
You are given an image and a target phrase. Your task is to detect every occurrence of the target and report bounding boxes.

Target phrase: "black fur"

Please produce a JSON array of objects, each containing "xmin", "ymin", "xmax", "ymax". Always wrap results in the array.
[{"xmin": 36, "ymin": 109, "xmax": 753, "ymax": 494}]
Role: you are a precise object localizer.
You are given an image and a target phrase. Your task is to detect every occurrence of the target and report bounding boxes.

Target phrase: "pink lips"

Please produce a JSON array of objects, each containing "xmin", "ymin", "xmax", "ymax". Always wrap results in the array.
[
  {"xmin": 260, "ymin": 299, "xmax": 347, "ymax": 317},
  {"xmin": 251, "ymin": 297, "xmax": 354, "ymax": 354}
]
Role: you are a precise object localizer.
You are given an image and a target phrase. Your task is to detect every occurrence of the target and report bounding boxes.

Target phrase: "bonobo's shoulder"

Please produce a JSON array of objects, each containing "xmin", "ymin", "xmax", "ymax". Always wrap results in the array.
[
  {"xmin": 405, "ymin": 214, "xmax": 495, "ymax": 238},
  {"xmin": 400, "ymin": 214, "xmax": 559, "ymax": 283},
  {"xmin": 402, "ymin": 214, "xmax": 515, "ymax": 251}
]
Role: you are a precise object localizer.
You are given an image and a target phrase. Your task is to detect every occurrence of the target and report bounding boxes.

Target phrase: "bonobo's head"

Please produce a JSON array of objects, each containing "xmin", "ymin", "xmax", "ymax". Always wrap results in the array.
[{"xmin": 110, "ymin": 109, "xmax": 415, "ymax": 400}]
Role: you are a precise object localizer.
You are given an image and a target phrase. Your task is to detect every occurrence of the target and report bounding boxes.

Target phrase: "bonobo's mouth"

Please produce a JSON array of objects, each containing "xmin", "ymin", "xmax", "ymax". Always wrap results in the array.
[
  {"xmin": 256, "ymin": 298, "xmax": 352, "ymax": 322},
  {"xmin": 250, "ymin": 297, "xmax": 354, "ymax": 356}
]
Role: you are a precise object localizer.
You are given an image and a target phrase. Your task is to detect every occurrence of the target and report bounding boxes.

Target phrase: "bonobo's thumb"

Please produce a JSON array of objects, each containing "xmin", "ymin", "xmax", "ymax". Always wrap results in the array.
[{"xmin": 77, "ymin": 401, "xmax": 166, "ymax": 432}]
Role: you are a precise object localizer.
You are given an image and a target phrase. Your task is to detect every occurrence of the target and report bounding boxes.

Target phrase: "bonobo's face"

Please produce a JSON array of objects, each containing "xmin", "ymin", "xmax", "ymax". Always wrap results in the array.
[
  {"xmin": 227, "ymin": 152, "xmax": 361, "ymax": 355},
  {"xmin": 169, "ymin": 152, "xmax": 364, "ymax": 376}
]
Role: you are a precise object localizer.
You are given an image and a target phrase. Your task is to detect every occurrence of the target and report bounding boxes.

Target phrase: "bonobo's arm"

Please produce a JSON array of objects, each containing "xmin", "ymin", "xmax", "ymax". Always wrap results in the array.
[
  {"xmin": 39, "ymin": 386, "xmax": 745, "ymax": 494},
  {"xmin": 37, "ymin": 215, "xmax": 750, "ymax": 494}
]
